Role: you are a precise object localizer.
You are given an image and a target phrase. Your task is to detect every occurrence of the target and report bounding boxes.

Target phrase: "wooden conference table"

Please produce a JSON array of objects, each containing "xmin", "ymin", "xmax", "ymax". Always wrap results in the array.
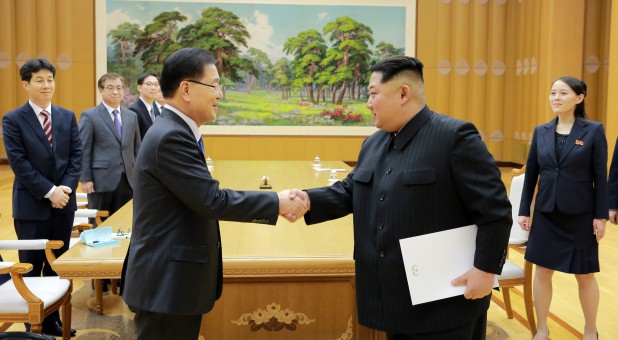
[{"xmin": 53, "ymin": 160, "xmax": 376, "ymax": 339}]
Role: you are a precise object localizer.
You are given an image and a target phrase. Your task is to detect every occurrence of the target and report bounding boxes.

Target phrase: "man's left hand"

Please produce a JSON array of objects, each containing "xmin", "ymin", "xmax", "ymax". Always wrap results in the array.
[{"xmin": 451, "ymin": 267, "xmax": 495, "ymax": 299}]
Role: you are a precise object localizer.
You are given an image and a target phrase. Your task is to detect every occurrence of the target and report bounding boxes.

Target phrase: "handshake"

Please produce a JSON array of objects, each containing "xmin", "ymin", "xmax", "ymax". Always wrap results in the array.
[{"xmin": 277, "ymin": 189, "xmax": 311, "ymax": 222}]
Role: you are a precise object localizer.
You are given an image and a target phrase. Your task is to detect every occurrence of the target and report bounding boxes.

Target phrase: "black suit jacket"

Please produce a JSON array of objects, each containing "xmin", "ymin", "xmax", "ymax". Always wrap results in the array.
[
  {"xmin": 520, "ymin": 118, "xmax": 608, "ymax": 218},
  {"xmin": 304, "ymin": 106, "xmax": 511, "ymax": 333},
  {"xmin": 122, "ymin": 108, "xmax": 280, "ymax": 315},
  {"xmin": 3, "ymin": 102, "xmax": 82, "ymax": 220},
  {"xmin": 129, "ymin": 98, "xmax": 158, "ymax": 141},
  {"xmin": 606, "ymin": 137, "xmax": 618, "ymax": 210}
]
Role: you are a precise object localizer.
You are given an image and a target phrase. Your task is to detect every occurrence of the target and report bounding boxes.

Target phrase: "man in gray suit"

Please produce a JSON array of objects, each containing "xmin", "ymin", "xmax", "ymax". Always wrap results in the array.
[
  {"xmin": 79, "ymin": 73, "xmax": 141, "ymax": 217},
  {"xmin": 121, "ymin": 48, "xmax": 306, "ymax": 339},
  {"xmin": 292, "ymin": 56, "xmax": 512, "ymax": 339}
]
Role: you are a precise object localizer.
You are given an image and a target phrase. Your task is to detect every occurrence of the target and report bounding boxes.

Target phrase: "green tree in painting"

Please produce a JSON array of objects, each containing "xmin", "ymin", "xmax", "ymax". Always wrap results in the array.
[
  {"xmin": 178, "ymin": 7, "xmax": 250, "ymax": 98},
  {"xmin": 283, "ymin": 29, "xmax": 327, "ymax": 104},
  {"xmin": 108, "ymin": 23, "xmax": 142, "ymax": 65},
  {"xmin": 134, "ymin": 11, "xmax": 187, "ymax": 72},
  {"xmin": 247, "ymin": 48, "xmax": 273, "ymax": 92},
  {"xmin": 270, "ymin": 59, "xmax": 293, "ymax": 100},
  {"xmin": 323, "ymin": 16, "xmax": 374, "ymax": 105},
  {"xmin": 348, "ymin": 44, "xmax": 373, "ymax": 101},
  {"xmin": 230, "ymin": 56, "xmax": 258, "ymax": 93},
  {"xmin": 374, "ymin": 41, "xmax": 404, "ymax": 59}
]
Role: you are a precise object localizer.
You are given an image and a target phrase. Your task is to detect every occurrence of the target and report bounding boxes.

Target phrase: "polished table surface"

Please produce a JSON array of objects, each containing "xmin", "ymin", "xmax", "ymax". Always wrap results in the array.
[{"xmin": 52, "ymin": 160, "xmax": 355, "ymax": 278}]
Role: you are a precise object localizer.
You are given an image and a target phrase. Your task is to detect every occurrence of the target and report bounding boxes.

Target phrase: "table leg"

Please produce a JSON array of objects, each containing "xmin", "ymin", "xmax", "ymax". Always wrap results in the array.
[{"xmin": 94, "ymin": 279, "xmax": 104, "ymax": 315}]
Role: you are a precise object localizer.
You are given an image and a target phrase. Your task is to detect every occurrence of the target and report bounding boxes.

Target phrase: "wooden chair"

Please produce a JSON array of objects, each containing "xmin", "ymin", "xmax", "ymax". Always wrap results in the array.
[
  {"xmin": 0, "ymin": 240, "xmax": 72, "ymax": 340},
  {"xmin": 497, "ymin": 166, "xmax": 536, "ymax": 335}
]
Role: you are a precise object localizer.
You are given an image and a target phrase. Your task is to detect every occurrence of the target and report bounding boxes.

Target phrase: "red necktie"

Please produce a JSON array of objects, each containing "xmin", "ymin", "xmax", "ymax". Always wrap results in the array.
[{"xmin": 41, "ymin": 110, "xmax": 52, "ymax": 146}]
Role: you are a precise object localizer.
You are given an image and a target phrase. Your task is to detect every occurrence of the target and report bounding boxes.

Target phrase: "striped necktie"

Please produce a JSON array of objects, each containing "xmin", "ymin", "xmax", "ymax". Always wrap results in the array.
[{"xmin": 41, "ymin": 110, "xmax": 52, "ymax": 146}]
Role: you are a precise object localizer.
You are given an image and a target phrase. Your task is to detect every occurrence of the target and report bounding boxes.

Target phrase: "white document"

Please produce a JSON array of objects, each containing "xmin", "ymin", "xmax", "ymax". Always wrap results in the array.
[{"xmin": 399, "ymin": 224, "xmax": 498, "ymax": 305}]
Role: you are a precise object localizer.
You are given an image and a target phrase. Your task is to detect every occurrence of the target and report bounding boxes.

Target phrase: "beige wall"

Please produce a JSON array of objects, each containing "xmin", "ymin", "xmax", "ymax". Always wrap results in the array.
[{"xmin": 0, "ymin": 0, "xmax": 615, "ymax": 163}]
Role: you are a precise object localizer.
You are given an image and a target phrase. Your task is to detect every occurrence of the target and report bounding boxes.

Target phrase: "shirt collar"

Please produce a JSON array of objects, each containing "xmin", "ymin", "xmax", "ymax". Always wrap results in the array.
[
  {"xmin": 28, "ymin": 100, "xmax": 52, "ymax": 116},
  {"xmin": 165, "ymin": 105, "xmax": 201, "ymax": 143},
  {"xmin": 139, "ymin": 97, "xmax": 153, "ymax": 112},
  {"xmin": 102, "ymin": 101, "xmax": 121, "ymax": 115}
]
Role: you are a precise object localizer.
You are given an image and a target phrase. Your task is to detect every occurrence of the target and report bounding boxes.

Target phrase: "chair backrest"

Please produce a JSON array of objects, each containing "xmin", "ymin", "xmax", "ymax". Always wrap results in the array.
[{"xmin": 508, "ymin": 166, "xmax": 529, "ymax": 243}]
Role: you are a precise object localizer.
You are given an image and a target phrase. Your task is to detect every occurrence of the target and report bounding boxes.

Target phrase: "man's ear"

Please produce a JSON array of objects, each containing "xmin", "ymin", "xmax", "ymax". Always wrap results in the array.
[{"xmin": 400, "ymin": 84, "xmax": 411, "ymax": 103}]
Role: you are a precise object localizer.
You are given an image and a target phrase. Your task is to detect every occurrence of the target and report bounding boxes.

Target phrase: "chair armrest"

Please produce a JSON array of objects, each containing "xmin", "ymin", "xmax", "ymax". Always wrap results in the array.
[
  {"xmin": 45, "ymin": 241, "xmax": 65, "ymax": 263},
  {"xmin": 0, "ymin": 239, "xmax": 49, "ymax": 250},
  {"xmin": 7, "ymin": 263, "xmax": 43, "ymax": 305},
  {"xmin": 0, "ymin": 261, "xmax": 17, "ymax": 274}
]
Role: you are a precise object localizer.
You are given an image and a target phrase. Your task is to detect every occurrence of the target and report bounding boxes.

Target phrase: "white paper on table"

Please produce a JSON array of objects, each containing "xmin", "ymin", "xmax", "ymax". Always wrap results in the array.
[{"xmin": 399, "ymin": 224, "xmax": 498, "ymax": 305}]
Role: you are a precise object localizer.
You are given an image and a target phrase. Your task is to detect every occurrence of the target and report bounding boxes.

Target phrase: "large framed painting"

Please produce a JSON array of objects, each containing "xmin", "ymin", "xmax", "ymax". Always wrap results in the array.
[{"xmin": 96, "ymin": 0, "xmax": 416, "ymax": 136}]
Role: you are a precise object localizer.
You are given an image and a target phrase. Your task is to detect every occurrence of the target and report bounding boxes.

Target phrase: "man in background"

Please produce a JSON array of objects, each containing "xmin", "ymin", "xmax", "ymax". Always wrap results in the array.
[
  {"xmin": 79, "ymin": 73, "xmax": 141, "ymax": 218},
  {"xmin": 293, "ymin": 56, "xmax": 512, "ymax": 339},
  {"xmin": 122, "ymin": 47, "xmax": 306, "ymax": 339},
  {"xmin": 2, "ymin": 58, "xmax": 81, "ymax": 337},
  {"xmin": 129, "ymin": 72, "xmax": 160, "ymax": 141}
]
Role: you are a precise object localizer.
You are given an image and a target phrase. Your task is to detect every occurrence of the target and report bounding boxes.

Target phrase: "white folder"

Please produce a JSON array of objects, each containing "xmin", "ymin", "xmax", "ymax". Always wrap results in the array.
[{"xmin": 399, "ymin": 224, "xmax": 498, "ymax": 305}]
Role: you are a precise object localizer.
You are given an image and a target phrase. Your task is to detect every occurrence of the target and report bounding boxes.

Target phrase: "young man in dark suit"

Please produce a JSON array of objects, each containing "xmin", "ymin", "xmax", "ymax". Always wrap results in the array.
[
  {"xmin": 292, "ymin": 56, "xmax": 512, "ymax": 339},
  {"xmin": 121, "ymin": 47, "xmax": 306, "ymax": 339},
  {"xmin": 129, "ymin": 72, "xmax": 160, "ymax": 141},
  {"xmin": 2, "ymin": 58, "xmax": 81, "ymax": 337}
]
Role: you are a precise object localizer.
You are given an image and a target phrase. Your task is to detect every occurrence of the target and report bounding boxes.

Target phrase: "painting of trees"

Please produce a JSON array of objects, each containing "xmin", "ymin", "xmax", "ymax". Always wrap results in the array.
[{"xmin": 106, "ymin": 1, "xmax": 406, "ymax": 126}]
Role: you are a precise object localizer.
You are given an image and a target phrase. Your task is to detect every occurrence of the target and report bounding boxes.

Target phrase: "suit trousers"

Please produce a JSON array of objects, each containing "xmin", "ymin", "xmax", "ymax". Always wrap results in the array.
[
  {"xmin": 14, "ymin": 213, "xmax": 73, "ymax": 326},
  {"xmin": 133, "ymin": 308, "xmax": 202, "ymax": 340},
  {"xmin": 88, "ymin": 172, "xmax": 132, "ymax": 220},
  {"xmin": 386, "ymin": 311, "xmax": 487, "ymax": 340}
]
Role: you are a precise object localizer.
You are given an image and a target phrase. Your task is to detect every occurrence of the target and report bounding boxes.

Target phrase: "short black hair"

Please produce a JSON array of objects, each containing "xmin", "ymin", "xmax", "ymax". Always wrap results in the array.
[
  {"xmin": 160, "ymin": 47, "xmax": 217, "ymax": 98},
  {"xmin": 20, "ymin": 59, "xmax": 56, "ymax": 82},
  {"xmin": 370, "ymin": 56, "xmax": 424, "ymax": 83},
  {"xmin": 137, "ymin": 72, "xmax": 159, "ymax": 85}
]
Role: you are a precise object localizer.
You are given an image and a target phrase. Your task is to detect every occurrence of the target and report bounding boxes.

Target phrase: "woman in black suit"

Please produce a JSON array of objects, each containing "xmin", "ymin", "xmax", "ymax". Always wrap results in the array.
[{"xmin": 518, "ymin": 76, "xmax": 608, "ymax": 340}]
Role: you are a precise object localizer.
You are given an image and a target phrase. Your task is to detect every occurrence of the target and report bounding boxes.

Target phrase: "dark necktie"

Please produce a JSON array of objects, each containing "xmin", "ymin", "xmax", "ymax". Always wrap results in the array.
[
  {"xmin": 41, "ymin": 110, "xmax": 52, "ymax": 146},
  {"xmin": 198, "ymin": 138, "xmax": 205, "ymax": 157},
  {"xmin": 153, "ymin": 104, "xmax": 160, "ymax": 118},
  {"xmin": 113, "ymin": 109, "xmax": 122, "ymax": 142}
]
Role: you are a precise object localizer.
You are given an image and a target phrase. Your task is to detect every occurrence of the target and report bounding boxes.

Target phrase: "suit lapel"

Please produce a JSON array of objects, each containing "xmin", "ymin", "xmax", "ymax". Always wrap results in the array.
[
  {"xmin": 559, "ymin": 119, "xmax": 588, "ymax": 164},
  {"xmin": 20, "ymin": 104, "xmax": 54, "ymax": 157},
  {"xmin": 98, "ymin": 103, "xmax": 122, "ymax": 143},
  {"xmin": 162, "ymin": 109, "xmax": 206, "ymax": 165},
  {"xmin": 120, "ymin": 107, "xmax": 130, "ymax": 144},
  {"xmin": 540, "ymin": 119, "xmax": 558, "ymax": 165}
]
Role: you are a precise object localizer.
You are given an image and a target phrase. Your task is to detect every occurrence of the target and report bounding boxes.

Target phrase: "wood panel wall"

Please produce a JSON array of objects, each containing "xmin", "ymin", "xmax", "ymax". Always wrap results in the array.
[{"xmin": 0, "ymin": 0, "xmax": 614, "ymax": 163}]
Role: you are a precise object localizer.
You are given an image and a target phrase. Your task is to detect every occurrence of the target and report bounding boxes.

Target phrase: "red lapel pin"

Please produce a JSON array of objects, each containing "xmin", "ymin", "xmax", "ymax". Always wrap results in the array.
[{"xmin": 575, "ymin": 140, "xmax": 584, "ymax": 146}]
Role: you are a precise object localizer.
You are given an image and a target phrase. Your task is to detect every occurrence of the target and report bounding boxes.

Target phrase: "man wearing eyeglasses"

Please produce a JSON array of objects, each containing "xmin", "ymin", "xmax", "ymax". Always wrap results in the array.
[
  {"xmin": 79, "ymin": 73, "xmax": 141, "ymax": 221},
  {"xmin": 121, "ymin": 47, "xmax": 307, "ymax": 339},
  {"xmin": 129, "ymin": 72, "xmax": 161, "ymax": 140}
]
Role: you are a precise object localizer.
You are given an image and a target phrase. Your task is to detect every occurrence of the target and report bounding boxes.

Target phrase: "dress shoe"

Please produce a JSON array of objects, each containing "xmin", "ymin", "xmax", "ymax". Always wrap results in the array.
[{"xmin": 42, "ymin": 320, "xmax": 76, "ymax": 337}]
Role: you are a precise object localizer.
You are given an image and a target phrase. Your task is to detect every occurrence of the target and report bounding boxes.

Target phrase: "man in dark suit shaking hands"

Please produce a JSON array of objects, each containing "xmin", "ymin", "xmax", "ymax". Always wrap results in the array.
[
  {"xmin": 121, "ymin": 47, "xmax": 307, "ymax": 339},
  {"xmin": 2, "ymin": 59, "xmax": 81, "ymax": 337},
  {"xmin": 292, "ymin": 56, "xmax": 512, "ymax": 339}
]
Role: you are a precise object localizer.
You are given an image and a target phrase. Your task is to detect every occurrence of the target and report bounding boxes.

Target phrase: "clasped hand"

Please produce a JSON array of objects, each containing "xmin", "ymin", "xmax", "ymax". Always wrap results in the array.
[
  {"xmin": 277, "ymin": 189, "xmax": 311, "ymax": 222},
  {"xmin": 50, "ymin": 185, "xmax": 72, "ymax": 209}
]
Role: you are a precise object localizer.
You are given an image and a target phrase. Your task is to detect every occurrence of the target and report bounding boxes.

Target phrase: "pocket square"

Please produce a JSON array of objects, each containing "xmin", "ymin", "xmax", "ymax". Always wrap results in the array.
[{"xmin": 575, "ymin": 140, "xmax": 584, "ymax": 146}]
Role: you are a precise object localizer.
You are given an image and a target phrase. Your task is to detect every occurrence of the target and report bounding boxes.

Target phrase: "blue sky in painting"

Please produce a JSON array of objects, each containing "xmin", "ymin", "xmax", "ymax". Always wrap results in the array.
[{"xmin": 106, "ymin": 0, "xmax": 406, "ymax": 63}]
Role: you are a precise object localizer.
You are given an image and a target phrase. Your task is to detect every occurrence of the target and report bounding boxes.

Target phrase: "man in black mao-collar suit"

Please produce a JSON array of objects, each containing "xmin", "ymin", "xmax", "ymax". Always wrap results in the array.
[{"xmin": 293, "ymin": 56, "xmax": 512, "ymax": 339}]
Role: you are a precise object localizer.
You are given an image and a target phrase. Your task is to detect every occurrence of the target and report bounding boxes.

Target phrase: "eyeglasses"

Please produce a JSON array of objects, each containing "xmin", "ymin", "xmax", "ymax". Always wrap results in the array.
[
  {"xmin": 105, "ymin": 85, "xmax": 124, "ymax": 92},
  {"xmin": 142, "ymin": 82, "xmax": 160, "ymax": 88},
  {"xmin": 185, "ymin": 79, "xmax": 222, "ymax": 93}
]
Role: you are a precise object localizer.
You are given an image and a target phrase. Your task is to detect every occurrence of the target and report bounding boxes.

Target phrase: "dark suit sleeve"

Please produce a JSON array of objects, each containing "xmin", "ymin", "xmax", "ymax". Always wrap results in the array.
[
  {"xmin": 451, "ymin": 122, "xmax": 511, "ymax": 274},
  {"xmin": 609, "ymin": 137, "xmax": 618, "ymax": 210},
  {"xmin": 303, "ymin": 171, "xmax": 354, "ymax": 225},
  {"xmin": 155, "ymin": 130, "xmax": 280, "ymax": 223},
  {"xmin": 59, "ymin": 112, "xmax": 83, "ymax": 191},
  {"xmin": 592, "ymin": 124, "xmax": 609, "ymax": 218},
  {"xmin": 78, "ymin": 111, "xmax": 94, "ymax": 182},
  {"xmin": 2, "ymin": 113, "xmax": 54, "ymax": 198},
  {"xmin": 520, "ymin": 128, "xmax": 540, "ymax": 216}
]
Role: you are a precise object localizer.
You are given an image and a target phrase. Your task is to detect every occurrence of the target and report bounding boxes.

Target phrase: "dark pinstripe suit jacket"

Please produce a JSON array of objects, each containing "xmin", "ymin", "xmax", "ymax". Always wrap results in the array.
[{"xmin": 304, "ymin": 106, "xmax": 511, "ymax": 333}]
